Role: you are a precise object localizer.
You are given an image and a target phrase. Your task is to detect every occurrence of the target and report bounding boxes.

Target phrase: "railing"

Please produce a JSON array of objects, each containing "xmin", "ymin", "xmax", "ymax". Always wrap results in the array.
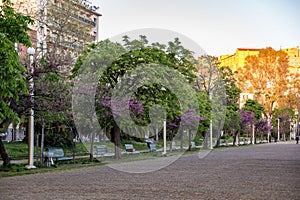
[{"xmin": 71, "ymin": 15, "xmax": 96, "ymax": 27}]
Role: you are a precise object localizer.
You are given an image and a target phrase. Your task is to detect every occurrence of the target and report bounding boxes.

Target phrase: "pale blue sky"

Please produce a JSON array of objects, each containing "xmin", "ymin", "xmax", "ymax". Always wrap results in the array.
[{"xmin": 92, "ymin": 0, "xmax": 300, "ymax": 56}]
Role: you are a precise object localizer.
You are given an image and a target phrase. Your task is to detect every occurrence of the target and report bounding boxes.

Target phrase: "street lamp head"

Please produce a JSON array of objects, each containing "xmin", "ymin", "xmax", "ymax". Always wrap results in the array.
[{"xmin": 27, "ymin": 47, "xmax": 35, "ymax": 55}]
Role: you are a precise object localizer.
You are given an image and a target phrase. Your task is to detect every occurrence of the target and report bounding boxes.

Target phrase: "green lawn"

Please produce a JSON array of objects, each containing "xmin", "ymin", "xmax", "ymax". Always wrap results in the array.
[
  {"xmin": 3, "ymin": 141, "xmax": 90, "ymax": 159},
  {"xmin": 2, "ymin": 140, "xmax": 150, "ymax": 159},
  {"xmin": 3, "ymin": 142, "xmax": 31, "ymax": 158}
]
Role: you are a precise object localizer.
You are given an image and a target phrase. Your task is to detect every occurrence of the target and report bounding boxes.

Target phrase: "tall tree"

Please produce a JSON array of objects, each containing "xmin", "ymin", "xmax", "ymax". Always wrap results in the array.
[
  {"xmin": 219, "ymin": 66, "xmax": 241, "ymax": 146},
  {"xmin": 99, "ymin": 41, "xmax": 197, "ymax": 157},
  {"xmin": 237, "ymin": 47, "xmax": 291, "ymax": 141},
  {"xmin": 0, "ymin": 0, "xmax": 34, "ymax": 166},
  {"xmin": 73, "ymin": 36, "xmax": 200, "ymax": 158},
  {"xmin": 243, "ymin": 99, "xmax": 264, "ymax": 143},
  {"xmin": 237, "ymin": 47, "xmax": 290, "ymax": 116},
  {"xmin": 237, "ymin": 110, "xmax": 255, "ymax": 146},
  {"xmin": 196, "ymin": 56, "xmax": 227, "ymax": 148},
  {"xmin": 72, "ymin": 40, "xmax": 126, "ymax": 159},
  {"xmin": 272, "ymin": 108, "xmax": 294, "ymax": 141}
]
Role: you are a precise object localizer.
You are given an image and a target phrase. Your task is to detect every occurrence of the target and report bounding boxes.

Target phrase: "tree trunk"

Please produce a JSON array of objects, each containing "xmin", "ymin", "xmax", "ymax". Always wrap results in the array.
[
  {"xmin": 155, "ymin": 125, "xmax": 158, "ymax": 142},
  {"xmin": 169, "ymin": 130, "xmax": 174, "ymax": 152},
  {"xmin": 188, "ymin": 129, "xmax": 192, "ymax": 151},
  {"xmin": 215, "ymin": 137, "xmax": 220, "ymax": 148},
  {"xmin": 35, "ymin": 134, "xmax": 39, "ymax": 164},
  {"xmin": 203, "ymin": 131, "xmax": 208, "ymax": 149},
  {"xmin": 215, "ymin": 121, "xmax": 222, "ymax": 147},
  {"xmin": 70, "ymin": 126, "xmax": 75, "ymax": 164},
  {"xmin": 233, "ymin": 130, "xmax": 239, "ymax": 146},
  {"xmin": 40, "ymin": 121, "xmax": 45, "ymax": 166},
  {"xmin": 0, "ymin": 138, "xmax": 10, "ymax": 167},
  {"xmin": 112, "ymin": 123, "xmax": 121, "ymax": 159},
  {"xmin": 11, "ymin": 128, "xmax": 14, "ymax": 142},
  {"xmin": 89, "ymin": 132, "xmax": 95, "ymax": 162},
  {"xmin": 180, "ymin": 130, "xmax": 183, "ymax": 151}
]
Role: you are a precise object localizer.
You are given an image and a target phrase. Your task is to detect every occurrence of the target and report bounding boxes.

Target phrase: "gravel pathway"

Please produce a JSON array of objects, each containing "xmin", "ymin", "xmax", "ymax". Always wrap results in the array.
[{"xmin": 1, "ymin": 142, "xmax": 299, "ymax": 200}]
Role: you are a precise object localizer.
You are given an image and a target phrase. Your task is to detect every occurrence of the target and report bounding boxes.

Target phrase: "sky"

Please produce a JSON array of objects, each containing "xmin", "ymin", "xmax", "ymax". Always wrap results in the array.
[{"xmin": 92, "ymin": 0, "xmax": 300, "ymax": 57}]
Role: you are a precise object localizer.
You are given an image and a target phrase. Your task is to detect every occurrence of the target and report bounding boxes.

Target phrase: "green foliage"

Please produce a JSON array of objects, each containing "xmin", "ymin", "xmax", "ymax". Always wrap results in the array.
[
  {"xmin": 272, "ymin": 107, "xmax": 294, "ymax": 135},
  {"xmin": 219, "ymin": 66, "xmax": 241, "ymax": 104},
  {"xmin": 0, "ymin": 0, "xmax": 34, "ymax": 125},
  {"xmin": 223, "ymin": 108, "xmax": 241, "ymax": 134},
  {"xmin": 196, "ymin": 90, "xmax": 211, "ymax": 134},
  {"xmin": 243, "ymin": 99, "xmax": 264, "ymax": 121},
  {"xmin": 73, "ymin": 36, "xmax": 199, "ymax": 143},
  {"xmin": 44, "ymin": 131, "xmax": 73, "ymax": 148},
  {"xmin": 219, "ymin": 66, "xmax": 242, "ymax": 135},
  {"xmin": 193, "ymin": 135, "xmax": 204, "ymax": 146},
  {"xmin": 0, "ymin": 34, "xmax": 27, "ymax": 124},
  {"xmin": 71, "ymin": 39, "xmax": 126, "ymax": 79},
  {"xmin": 0, "ymin": 0, "xmax": 34, "ymax": 46}
]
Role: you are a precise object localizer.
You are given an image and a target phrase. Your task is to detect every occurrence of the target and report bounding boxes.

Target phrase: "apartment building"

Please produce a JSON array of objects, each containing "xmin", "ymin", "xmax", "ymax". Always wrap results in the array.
[
  {"xmin": 282, "ymin": 47, "xmax": 300, "ymax": 73},
  {"xmin": 219, "ymin": 46, "xmax": 300, "ymax": 108},
  {"xmin": 219, "ymin": 48, "xmax": 260, "ymax": 72},
  {"xmin": 11, "ymin": 0, "xmax": 101, "ymax": 57},
  {"xmin": 219, "ymin": 47, "xmax": 300, "ymax": 108},
  {"xmin": 219, "ymin": 47, "xmax": 300, "ymax": 73}
]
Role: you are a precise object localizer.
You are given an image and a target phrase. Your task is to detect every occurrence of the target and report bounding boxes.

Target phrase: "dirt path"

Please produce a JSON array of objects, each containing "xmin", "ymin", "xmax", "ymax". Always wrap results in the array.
[{"xmin": 1, "ymin": 142, "xmax": 299, "ymax": 200}]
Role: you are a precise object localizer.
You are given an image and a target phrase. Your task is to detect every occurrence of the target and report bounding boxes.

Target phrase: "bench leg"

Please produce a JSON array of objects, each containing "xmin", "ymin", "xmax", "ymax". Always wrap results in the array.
[
  {"xmin": 44, "ymin": 157, "xmax": 53, "ymax": 167},
  {"xmin": 50, "ymin": 157, "xmax": 54, "ymax": 166}
]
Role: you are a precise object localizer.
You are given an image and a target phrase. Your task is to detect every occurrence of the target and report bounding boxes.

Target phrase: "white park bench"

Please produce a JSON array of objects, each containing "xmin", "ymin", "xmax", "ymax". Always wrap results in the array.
[{"xmin": 125, "ymin": 144, "xmax": 140, "ymax": 154}]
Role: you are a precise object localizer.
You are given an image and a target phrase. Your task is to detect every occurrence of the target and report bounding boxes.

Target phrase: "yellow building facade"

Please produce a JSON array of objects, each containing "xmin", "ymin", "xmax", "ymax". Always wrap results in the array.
[
  {"xmin": 219, "ymin": 48, "xmax": 260, "ymax": 72},
  {"xmin": 219, "ymin": 47, "xmax": 300, "ymax": 73},
  {"xmin": 282, "ymin": 47, "xmax": 300, "ymax": 73},
  {"xmin": 219, "ymin": 46, "xmax": 300, "ymax": 109}
]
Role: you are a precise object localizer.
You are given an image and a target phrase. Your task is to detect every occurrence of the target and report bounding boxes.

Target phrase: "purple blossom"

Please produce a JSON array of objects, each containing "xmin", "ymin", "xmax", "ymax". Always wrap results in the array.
[
  {"xmin": 167, "ymin": 108, "xmax": 206, "ymax": 129},
  {"xmin": 255, "ymin": 120, "xmax": 272, "ymax": 134},
  {"xmin": 238, "ymin": 110, "xmax": 255, "ymax": 126}
]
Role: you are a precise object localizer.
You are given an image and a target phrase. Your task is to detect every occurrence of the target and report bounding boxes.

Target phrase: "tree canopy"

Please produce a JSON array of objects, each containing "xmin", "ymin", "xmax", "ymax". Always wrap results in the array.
[
  {"xmin": 0, "ymin": 0, "xmax": 34, "ymax": 167},
  {"xmin": 72, "ymin": 36, "xmax": 205, "ymax": 158},
  {"xmin": 243, "ymin": 99, "xmax": 264, "ymax": 121},
  {"xmin": 237, "ymin": 47, "xmax": 291, "ymax": 117}
]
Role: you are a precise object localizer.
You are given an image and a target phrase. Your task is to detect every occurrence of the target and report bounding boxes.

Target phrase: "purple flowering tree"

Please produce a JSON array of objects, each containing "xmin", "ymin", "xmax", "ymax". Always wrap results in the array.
[
  {"xmin": 167, "ymin": 108, "xmax": 205, "ymax": 151},
  {"xmin": 255, "ymin": 120, "xmax": 272, "ymax": 142},
  {"xmin": 236, "ymin": 110, "xmax": 255, "ymax": 146}
]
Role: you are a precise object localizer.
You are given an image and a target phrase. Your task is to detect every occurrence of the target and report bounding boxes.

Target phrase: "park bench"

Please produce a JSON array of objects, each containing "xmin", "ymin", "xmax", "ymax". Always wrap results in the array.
[
  {"xmin": 191, "ymin": 141, "xmax": 196, "ymax": 148},
  {"xmin": 43, "ymin": 147, "xmax": 72, "ymax": 166},
  {"xmin": 95, "ymin": 145, "xmax": 114, "ymax": 157},
  {"xmin": 149, "ymin": 143, "xmax": 157, "ymax": 152},
  {"xmin": 125, "ymin": 144, "xmax": 140, "ymax": 154},
  {"xmin": 191, "ymin": 141, "xmax": 200, "ymax": 149}
]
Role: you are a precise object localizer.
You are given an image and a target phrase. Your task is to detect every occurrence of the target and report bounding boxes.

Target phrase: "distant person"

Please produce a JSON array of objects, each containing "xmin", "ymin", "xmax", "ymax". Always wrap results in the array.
[{"xmin": 296, "ymin": 136, "xmax": 299, "ymax": 144}]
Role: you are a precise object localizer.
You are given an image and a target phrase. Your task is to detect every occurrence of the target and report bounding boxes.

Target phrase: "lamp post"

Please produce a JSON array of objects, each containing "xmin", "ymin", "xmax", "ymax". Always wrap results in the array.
[
  {"xmin": 25, "ymin": 47, "xmax": 36, "ymax": 169},
  {"xmin": 289, "ymin": 118, "xmax": 292, "ymax": 141},
  {"xmin": 277, "ymin": 118, "xmax": 280, "ymax": 142},
  {"xmin": 162, "ymin": 120, "xmax": 167, "ymax": 155},
  {"xmin": 209, "ymin": 91, "xmax": 213, "ymax": 150}
]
